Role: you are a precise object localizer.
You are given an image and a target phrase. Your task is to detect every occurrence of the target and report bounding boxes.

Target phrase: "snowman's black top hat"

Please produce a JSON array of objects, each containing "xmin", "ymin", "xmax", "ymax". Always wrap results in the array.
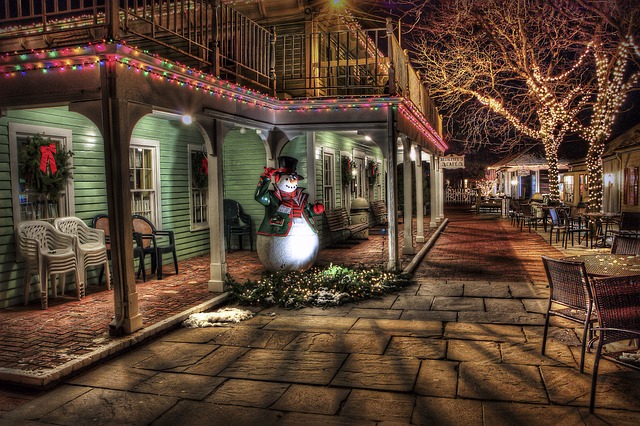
[{"xmin": 275, "ymin": 156, "xmax": 304, "ymax": 180}]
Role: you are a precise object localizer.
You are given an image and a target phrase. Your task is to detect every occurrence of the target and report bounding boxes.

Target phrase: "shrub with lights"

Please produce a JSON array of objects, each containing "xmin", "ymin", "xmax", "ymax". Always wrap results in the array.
[{"xmin": 226, "ymin": 264, "xmax": 412, "ymax": 309}]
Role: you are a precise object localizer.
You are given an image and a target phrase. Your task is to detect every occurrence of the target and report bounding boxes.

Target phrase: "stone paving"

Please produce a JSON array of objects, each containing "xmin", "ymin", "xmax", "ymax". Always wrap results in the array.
[{"xmin": 2, "ymin": 207, "xmax": 640, "ymax": 425}]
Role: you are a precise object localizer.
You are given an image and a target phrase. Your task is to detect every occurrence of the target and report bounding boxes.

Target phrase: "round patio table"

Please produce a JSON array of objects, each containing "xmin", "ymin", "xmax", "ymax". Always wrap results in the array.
[{"xmin": 562, "ymin": 253, "xmax": 640, "ymax": 277}]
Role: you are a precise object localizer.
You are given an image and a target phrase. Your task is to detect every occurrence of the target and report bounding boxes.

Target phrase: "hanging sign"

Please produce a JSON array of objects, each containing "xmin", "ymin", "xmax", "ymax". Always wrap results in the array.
[{"xmin": 440, "ymin": 155, "xmax": 465, "ymax": 169}]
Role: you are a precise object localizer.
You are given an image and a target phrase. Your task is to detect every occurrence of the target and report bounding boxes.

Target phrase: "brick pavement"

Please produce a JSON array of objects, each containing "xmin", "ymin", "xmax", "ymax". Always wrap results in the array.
[{"xmin": 2, "ymin": 207, "xmax": 640, "ymax": 424}]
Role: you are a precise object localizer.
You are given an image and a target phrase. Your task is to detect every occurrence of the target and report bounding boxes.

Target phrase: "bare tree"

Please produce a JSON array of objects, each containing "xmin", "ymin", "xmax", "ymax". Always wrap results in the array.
[{"xmin": 379, "ymin": 0, "xmax": 640, "ymax": 205}]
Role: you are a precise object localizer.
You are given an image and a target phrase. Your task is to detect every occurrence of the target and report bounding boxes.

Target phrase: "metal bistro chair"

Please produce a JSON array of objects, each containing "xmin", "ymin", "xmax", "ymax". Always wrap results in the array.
[
  {"xmin": 55, "ymin": 216, "xmax": 111, "ymax": 291},
  {"xmin": 92, "ymin": 214, "xmax": 148, "ymax": 282},
  {"xmin": 132, "ymin": 214, "xmax": 178, "ymax": 280},
  {"xmin": 610, "ymin": 234, "xmax": 640, "ymax": 255},
  {"xmin": 559, "ymin": 208, "xmax": 590, "ymax": 249},
  {"xmin": 541, "ymin": 256, "xmax": 597, "ymax": 373},
  {"xmin": 223, "ymin": 199, "xmax": 254, "ymax": 251},
  {"xmin": 587, "ymin": 275, "xmax": 640, "ymax": 413},
  {"xmin": 16, "ymin": 220, "xmax": 81, "ymax": 309}
]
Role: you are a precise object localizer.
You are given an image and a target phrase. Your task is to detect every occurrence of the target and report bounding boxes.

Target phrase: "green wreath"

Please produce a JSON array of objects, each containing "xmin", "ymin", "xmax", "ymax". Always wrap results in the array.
[
  {"xmin": 367, "ymin": 160, "xmax": 380, "ymax": 186},
  {"xmin": 191, "ymin": 150, "xmax": 208, "ymax": 189},
  {"xmin": 341, "ymin": 156, "xmax": 356, "ymax": 186},
  {"xmin": 20, "ymin": 134, "xmax": 74, "ymax": 201}
]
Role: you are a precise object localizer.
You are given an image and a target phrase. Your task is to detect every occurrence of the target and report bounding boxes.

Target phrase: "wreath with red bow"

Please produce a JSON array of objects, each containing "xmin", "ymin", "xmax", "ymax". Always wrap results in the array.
[
  {"xmin": 19, "ymin": 134, "xmax": 74, "ymax": 201},
  {"xmin": 191, "ymin": 150, "xmax": 209, "ymax": 189}
]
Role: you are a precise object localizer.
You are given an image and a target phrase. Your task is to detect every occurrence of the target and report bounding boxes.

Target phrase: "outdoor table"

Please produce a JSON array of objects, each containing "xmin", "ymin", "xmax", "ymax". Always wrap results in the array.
[{"xmin": 562, "ymin": 253, "xmax": 640, "ymax": 277}]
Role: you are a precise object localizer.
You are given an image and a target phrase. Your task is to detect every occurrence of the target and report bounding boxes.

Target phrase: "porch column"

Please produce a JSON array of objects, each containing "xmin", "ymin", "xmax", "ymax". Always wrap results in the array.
[
  {"xmin": 386, "ymin": 109, "xmax": 399, "ymax": 271},
  {"xmin": 415, "ymin": 147, "xmax": 425, "ymax": 242},
  {"xmin": 205, "ymin": 119, "xmax": 228, "ymax": 292},
  {"xmin": 100, "ymin": 61, "xmax": 149, "ymax": 336},
  {"xmin": 438, "ymin": 157, "xmax": 445, "ymax": 221},
  {"xmin": 402, "ymin": 137, "xmax": 414, "ymax": 255},
  {"xmin": 306, "ymin": 131, "xmax": 317, "ymax": 202},
  {"xmin": 430, "ymin": 154, "xmax": 438, "ymax": 228}
]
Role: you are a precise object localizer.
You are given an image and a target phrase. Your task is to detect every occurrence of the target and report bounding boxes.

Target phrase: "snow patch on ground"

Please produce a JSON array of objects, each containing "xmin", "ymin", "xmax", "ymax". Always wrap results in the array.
[{"xmin": 182, "ymin": 308, "xmax": 254, "ymax": 328}]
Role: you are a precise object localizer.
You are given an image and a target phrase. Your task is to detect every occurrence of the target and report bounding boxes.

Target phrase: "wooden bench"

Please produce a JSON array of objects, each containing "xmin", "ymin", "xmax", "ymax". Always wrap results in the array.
[
  {"xmin": 369, "ymin": 200, "xmax": 388, "ymax": 225},
  {"xmin": 324, "ymin": 207, "xmax": 369, "ymax": 245}
]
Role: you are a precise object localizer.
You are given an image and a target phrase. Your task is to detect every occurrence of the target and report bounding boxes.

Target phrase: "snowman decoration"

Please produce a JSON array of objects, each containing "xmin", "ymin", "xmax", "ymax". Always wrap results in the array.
[{"xmin": 255, "ymin": 156, "xmax": 325, "ymax": 271}]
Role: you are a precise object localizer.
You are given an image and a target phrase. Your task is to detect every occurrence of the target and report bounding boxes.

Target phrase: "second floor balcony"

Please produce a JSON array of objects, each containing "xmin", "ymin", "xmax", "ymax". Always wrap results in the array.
[{"xmin": 0, "ymin": 0, "xmax": 441, "ymax": 133}]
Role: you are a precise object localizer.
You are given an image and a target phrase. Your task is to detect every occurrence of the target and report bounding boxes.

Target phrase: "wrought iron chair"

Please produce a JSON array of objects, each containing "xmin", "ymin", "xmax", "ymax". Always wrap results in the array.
[
  {"xmin": 92, "ymin": 214, "xmax": 148, "ymax": 282},
  {"xmin": 548, "ymin": 208, "xmax": 564, "ymax": 245},
  {"xmin": 55, "ymin": 216, "xmax": 111, "ymax": 291},
  {"xmin": 223, "ymin": 199, "xmax": 254, "ymax": 251},
  {"xmin": 132, "ymin": 214, "xmax": 178, "ymax": 280},
  {"xmin": 610, "ymin": 235, "xmax": 640, "ymax": 255},
  {"xmin": 16, "ymin": 220, "xmax": 81, "ymax": 309},
  {"xmin": 587, "ymin": 275, "xmax": 640, "ymax": 413},
  {"xmin": 541, "ymin": 256, "xmax": 597, "ymax": 373},
  {"xmin": 559, "ymin": 208, "xmax": 590, "ymax": 249}
]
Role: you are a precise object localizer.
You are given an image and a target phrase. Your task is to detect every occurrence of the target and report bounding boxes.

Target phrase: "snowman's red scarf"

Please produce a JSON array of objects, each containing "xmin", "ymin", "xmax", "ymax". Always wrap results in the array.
[{"xmin": 274, "ymin": 187, "xmax": 308, "ymax": 218}]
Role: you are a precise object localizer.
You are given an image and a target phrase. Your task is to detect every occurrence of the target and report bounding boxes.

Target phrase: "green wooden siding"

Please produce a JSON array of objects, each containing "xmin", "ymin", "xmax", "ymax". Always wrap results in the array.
[
  {"xmin": 132, "ymin": 115, "xmax": 210, "ymax": 261},
  {"xmin": 222, "ymin": 129, "xmax": 267, "ymax": 250},
  {"xmin": 0, "ymin": 109, "xmax": 210, "ymax": 308}
]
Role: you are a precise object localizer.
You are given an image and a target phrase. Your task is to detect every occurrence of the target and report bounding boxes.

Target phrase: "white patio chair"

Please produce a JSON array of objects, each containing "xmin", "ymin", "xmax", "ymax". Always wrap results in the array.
[
  {"xmin": 16, "ymin": 220, "xmax": 80, "ymax": 309},
  {"xmin": 55, "ymin": 216, "xmax": 111, "ymax": 291}
]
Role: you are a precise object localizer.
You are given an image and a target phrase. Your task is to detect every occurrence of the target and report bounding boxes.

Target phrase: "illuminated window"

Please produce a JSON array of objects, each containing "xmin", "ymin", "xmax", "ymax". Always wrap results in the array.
[
  {"xmin": 9, "ymin": 123, "xmax": 74, "ymax": 226},
  {"xmin": 130, "ymin": 139, "xmax": 160, "ymax": 225},
  {"xmin": 624, "ymin": 167, "xmax": 638, "ymax": 206},
  {"xmin": 189, "ymin": 145, "xmax": 209, "ymax": 230},
  {"xmin": 563, "ymin": 175, "xmax": 574, "ymax": 203},
  {"xmin": 322, "ymin": 148, "xmax": 335, "ymax": 210}
]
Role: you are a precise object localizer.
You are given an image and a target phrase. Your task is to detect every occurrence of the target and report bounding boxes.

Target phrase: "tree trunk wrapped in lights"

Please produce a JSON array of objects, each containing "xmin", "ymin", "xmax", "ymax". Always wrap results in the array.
[{"xmin": 388, "ymin": 0, "xmax": 639, "ymax": 205}]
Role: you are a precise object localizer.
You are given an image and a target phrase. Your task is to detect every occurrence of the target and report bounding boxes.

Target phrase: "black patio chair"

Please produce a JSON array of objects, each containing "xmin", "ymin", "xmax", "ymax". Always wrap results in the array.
[
  {"xmin": 541, "ymin": 256, "xmax": 597, "ymax": 373},
  {"xmin": 223, "ymin": 199, "xmax": 254, "ymax": 251},
  {"xmin": 587, "ymin": 275, "xmax": 640, "ymax": 413},
  {"xmin": 132, "ymin": 214, "xmax": 178, "ymax": 280},
  {"xmin": 91, "ymin": 214, "xmax": 148, "ymax": 282},
  {"xmin": 559, "ymin": 208, "xmax": 590, "ymax": 248}
]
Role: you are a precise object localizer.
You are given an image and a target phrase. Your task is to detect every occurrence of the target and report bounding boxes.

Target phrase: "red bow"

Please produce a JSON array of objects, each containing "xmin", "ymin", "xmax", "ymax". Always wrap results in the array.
[
  {"xmin": 200, "ymin": 157, "xmax": 208, "ymax": 175},
  {"xmin": 39, "ymin": 143, "xmax": 57, "ymax": 174}
]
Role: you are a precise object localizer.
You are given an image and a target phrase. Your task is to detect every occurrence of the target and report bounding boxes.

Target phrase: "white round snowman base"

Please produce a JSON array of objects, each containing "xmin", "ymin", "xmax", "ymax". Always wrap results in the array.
[{"xmin": 257, "ymin": 217, "xmax": 319, "ymax": 271}]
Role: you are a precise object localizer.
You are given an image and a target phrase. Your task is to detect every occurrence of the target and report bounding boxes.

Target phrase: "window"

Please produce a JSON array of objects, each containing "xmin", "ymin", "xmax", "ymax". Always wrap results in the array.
[
  {"xmin": 353, "ymin": 150, "xmax": 366, "ymax": 199},
  {"xmin": 129, "ymin": 139, "xmax": 160, "ymax": 225},
  {"xmin": 624, "ymin": 167, "xmax": 638, "ymax": 206},
  {"xmin": 189, "ymin": 145, "xmax": 209, "ymax": 230},
  {"xmin": 322, "ymin": 148, "xmax": 335, "ymax": 210},
  {"xmin": 579, "ymin": 174, "xmax": 589, "ymax": 203},
  {"xmin": 9, "ymin": 123, "xmax": 74, "ymax": 226},
  {"xmin": 563, "ymin": 175, "xmax": 574, "ymax": 203}
]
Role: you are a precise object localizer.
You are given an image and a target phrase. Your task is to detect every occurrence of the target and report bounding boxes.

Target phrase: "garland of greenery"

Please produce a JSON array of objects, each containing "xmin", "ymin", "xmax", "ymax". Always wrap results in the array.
[
  {"xmin": 19, "ymin": 134, "xmax": 74, "ymax": 201},
  {"xmin": 191, "ymin": 150, "xmax": 208, "ymax": 189},
  {"xmin": 225, "ymin": 264, "xmax": 412, "ymax": 309},
  {"xmin": 367, "ymin": 159, "xmax": 380, "ymax": 186},
  {"xmin": 341, "ymin": 156, "xmax": 356, "ymax": 186}
]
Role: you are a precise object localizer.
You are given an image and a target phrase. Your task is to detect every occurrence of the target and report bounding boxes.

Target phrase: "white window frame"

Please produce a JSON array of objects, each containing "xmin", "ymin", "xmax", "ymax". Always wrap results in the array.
[
  {"xmin": 353, "ymin": 149, "xmax": 366, "ymax": 199},
  {"xmin": 188, "ymin": 144, "xmax": 209, "ymax": 231},
  {"xmin": 322, "ymin": 147, "xmax": 336, "ymax": 210},
  {"xmin": 9, "ymin": 123, "xmax": 75, "ymax": 228},
  {"xmin": 129, "ymin": 138, "xmax": 162, "ymax": 227}
]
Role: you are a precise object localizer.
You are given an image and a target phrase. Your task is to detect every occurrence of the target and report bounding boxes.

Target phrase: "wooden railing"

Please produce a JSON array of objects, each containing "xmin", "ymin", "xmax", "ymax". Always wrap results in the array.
[
  {"xmin": 278, "ymin": 27, "xmax": 390, "ymax": 98},
  {"xmin": 0, "ymin": 0, "xmax": 276, "ymax": 94},
  {"xmin": 214, "ymin": 2, "xmax": 275, "ymax": 94},
  {"xmin": 277, "ymin": 18, "xmax": 442, "ymax": 136},
  {"xmin": 0, "ymin": 2, "xmax": 440, "ymax": 127}
]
